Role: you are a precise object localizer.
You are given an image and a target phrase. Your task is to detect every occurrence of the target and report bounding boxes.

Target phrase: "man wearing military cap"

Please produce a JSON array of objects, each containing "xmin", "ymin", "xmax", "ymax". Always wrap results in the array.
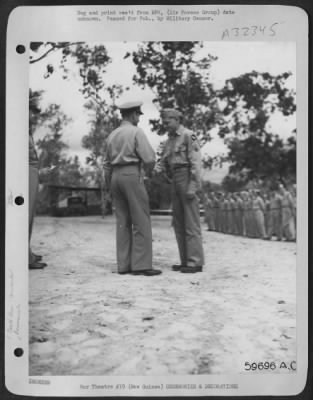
[
  {"xmin": 104, "ymin": 101, "xmax": 162, "ymax": 276},
  {"xmin": 118, "ymin": 101, "xmax": 144, "ymax": 114},
  {"xmin": 157, "ymin": 108, "xmax": 205, "ymax": 273}
]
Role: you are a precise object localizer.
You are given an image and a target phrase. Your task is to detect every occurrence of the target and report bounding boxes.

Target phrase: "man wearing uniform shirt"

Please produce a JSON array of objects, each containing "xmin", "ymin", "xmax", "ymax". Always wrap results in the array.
[
  {"xmin": 235, "ymin": 192, "xmax": 244, "ymax": 236},
  {"xmin": 266, "ymin": 189, "xmax": 283, "ymax": 241},
  {"xmin": 279, "ymin": 184, "xmax": 296, "ymax": 241},
  {"xmin": 252, "ymin": 190, "xmax": 266, "ymax": 239},
  {"xmin": 219, "ymin": 193, "xmax": 226, "ymax": 234},
  {"xmin": 291, "ymin": 184, "xmax": 297, "ymax": 239},
  {"xmin": 158, "ymin": 108, "xmax": 204, "ymax": 273},
  {"xmin": 204, "ymin": 192, "xmax": 215, "ymax": 232},
  {"xmin": 29, "ymin": 132, "xmax": 47, "ymax": 269},
  {"xmin": 104, "ymin": 101, "xmax": 161, "ymax": 276},
  {"xmin": 214, "ymin": 192, "xmax": 222, "ymax": 232}
]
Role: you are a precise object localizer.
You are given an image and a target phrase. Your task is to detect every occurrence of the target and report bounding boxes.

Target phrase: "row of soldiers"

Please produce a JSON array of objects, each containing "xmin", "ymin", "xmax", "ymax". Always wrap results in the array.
[{"xmin": 203, "ymin": 184, "xmax": 296, "ymax": 241}]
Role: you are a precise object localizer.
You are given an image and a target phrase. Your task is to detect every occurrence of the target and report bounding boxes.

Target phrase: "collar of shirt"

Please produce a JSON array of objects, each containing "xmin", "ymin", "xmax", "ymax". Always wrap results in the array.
[
  {"xmin": 121, "ymin": 120, "xmax": 134, "ymax": 127},
  {"xmin": 169, "ymin": 124, "xmax": 183, "ymax": 137}
]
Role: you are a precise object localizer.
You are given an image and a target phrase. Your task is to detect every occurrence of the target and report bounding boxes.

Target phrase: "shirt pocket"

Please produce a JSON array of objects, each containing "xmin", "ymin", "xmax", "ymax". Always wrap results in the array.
[{"xmin": 175, "ymin": 143, "xmax": 187, "ymax": 154}]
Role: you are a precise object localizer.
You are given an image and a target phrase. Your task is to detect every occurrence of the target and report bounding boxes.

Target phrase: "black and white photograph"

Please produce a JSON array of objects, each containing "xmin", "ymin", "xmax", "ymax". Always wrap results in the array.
[
  {"xmin": 5, "ymin": 4, "xmax": 308, "ymax": 397},
  {"xmin": 28, "ymin": 39, "xmax": 298, "ymax": 375}
]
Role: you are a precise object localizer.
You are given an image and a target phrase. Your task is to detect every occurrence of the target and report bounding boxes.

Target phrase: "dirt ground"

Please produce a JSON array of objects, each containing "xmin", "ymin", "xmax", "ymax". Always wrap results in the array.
[{"xmin": 29, "ymin": 215, "xmax": 296, "ymax": 376}]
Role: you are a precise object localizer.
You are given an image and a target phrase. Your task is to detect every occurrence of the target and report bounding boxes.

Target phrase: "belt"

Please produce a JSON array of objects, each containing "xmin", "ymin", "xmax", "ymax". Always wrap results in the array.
[
  {"xmin": 172, "ymin": 164, "xmax": 189, "ymax": 170},
  {"xmin": 112, "ymin": 162, "xmax": 140, "ymax": 168}
]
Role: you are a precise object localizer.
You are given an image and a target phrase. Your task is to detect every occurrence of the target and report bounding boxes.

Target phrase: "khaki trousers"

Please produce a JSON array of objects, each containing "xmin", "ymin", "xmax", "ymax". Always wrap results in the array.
[
  {"xmin": 215, "ymin": 208, "xmax": 221, "ymax": 232},
  {"xmin": 282, "ymin": 208, "xmax": 296, "ymax": 240},
  {"xmin": 111, "ymin": 165, "xmax": 152, "ymax": 272},
  {"xmin": 267, "ymin": 210, "xmax": 282, "ymax": 240},
  {"xmin": 171, "ymin": 168, "xmax": 204, "ymax": 267},
  {"xmin": 254, "ymin": 209, "xmax": 266, "ymax": 238},
  {"xmin": 29, "ymin": 165, "xmax": 39, "ymax": 263}
]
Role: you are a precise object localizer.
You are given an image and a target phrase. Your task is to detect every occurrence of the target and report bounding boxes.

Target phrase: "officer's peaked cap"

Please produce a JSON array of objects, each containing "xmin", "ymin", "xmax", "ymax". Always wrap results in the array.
[
  {"xmin": 118, "ymin": 101, "xmax": 143, "ymax": 114},
  {"xmin": 161, "ymin": 108, "xmax": 182, "ymax": 119}
]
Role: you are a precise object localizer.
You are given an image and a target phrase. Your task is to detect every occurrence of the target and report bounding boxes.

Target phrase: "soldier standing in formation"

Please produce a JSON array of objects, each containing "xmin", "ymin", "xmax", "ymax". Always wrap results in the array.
[
  {"xmin": 224, "ymin": 194, "xmax": 230, "ymax": 234},
  {"xmin": 264, "ymin": 192, "xmax": 271, "ymax": 236},
  {"xmin": 104, "ymin": 101, "xmax": 161, "ymax": 276},
  {"xmin": 212, "ymin": 192, "xmax": 220, "ymax": 232},
  {"xmin": 241, "ymin": 191, "xmax": 248, "ymax": 237},
  {"xmin": 244, "ymin": 191, "xmax": 253, "ymax": 237},
  {"xmin": 231, "ymin": 193, "xmax": 238, "ymax": 235},
  {"xmin": 204, "ymin": 192, "xmax": 215, "ymax": 231},
  {"xmin": 235, "ymin": 192, "xmax": 244, "ymax": 235},
  {"xmin": 267, "ymin": 189, "xmax": 283, "ymax": 241},
  {"xmin": 279, "ymin": 184, "xmax": 296, "ymax": 241},
  {"xmin": 291, "ymin": 184, "xmax": 297, "ymax": 239},
  {"xmin": 252, "ymin": 190, "xmax": 266, "ymax": 239},
  {"xmin": 203, "ymin": 186, "xmax": 296, "ymax": 242},
  {"xmin": 220, "ymin": 193, "xmax": 226, "ymax": 234},
  {"xmin": 228, "ymin": 193, "xmax": 236, "ymax": 235},
  {"xmin": 158, "ymin": 108, "xmax": 204, "ymax": 273}
]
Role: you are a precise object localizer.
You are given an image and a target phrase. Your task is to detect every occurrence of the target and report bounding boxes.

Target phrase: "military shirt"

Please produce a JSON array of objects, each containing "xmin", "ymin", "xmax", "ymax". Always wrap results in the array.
[
  {"xmin": 281, "ymin": 191, "xmax": 294, "ymax": 211},
  {"xmin": 104, "ymin": 121, "xmax": 155, "ymax": 175},
  {"xmin": 213, "ymin": 196, "xmax": 220, "ymax": 208},
  {"xmin": 229, "ymin": 198, "xmax": 236, "ymax": 210},
  {"xmin": 206, "ymin": 197, "xmax": 213, "ymax": 210},
  {"xmin": 270, "ymin": 194, "xmax": 282, "ymax": 210},
  {"xmin": 158, "ymin": 125, "xmax": 202, "ymax": 190},
  {"xmin": 29, "ymin": 134, "xmax": 39, "ymax": 167},
  {"xmin": 252, "ymin": 197, "xmax": 265, "ymax": 212},
  {"xmin": 236, "ymin": 197, "xmax": 244, "ymax": 211},
  {"xmin": 224, "ymin": 199, "xmax": 230, "ymax": 211}
]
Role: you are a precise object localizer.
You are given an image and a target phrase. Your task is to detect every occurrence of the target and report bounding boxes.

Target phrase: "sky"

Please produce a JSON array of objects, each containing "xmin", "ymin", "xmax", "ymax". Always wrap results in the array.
[{"xmin": 29, "ymin": 41, "xmax": 296, "ymax": 182}]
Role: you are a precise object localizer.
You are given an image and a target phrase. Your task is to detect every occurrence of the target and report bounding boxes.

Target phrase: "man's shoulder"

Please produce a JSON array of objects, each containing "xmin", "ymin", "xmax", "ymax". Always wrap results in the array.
[
  {"xmin": 180, "ymin": 126, "xmax": 200, "ymax": 147},
  {"xmin": 180, "ymin": 125, "xmax": 194, "ymax": 137},
  {"xmin": 121, "ymin": 123, "xmax": 146, "ymax": 136},
  {"xmin": 110, "ymin": 123, "xmax": 141, "ymax": 138},
  {"xmin": 134, "ymin": 126, "xmax": 146, "ymax": 137}
]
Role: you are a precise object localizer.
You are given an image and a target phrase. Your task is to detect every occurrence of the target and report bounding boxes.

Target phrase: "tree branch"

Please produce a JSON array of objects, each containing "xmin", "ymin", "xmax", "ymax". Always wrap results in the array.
[
  {"xmin": 30, "ymin": 42, "xmax": 83, "ymax": 64},
  {"xmin": 87, "ymin": 94, "xmax": 106, "ymax": 112},
  {"xmin": 30, "ymin": 45, "xmax": 58, "ymax": 64}
]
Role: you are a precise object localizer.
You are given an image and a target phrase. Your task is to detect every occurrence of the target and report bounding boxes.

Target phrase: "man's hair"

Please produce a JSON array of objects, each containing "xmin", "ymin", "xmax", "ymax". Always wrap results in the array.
[{"xmin": 121, "ymin": 109, "xmax": 136, "ymax": 119}]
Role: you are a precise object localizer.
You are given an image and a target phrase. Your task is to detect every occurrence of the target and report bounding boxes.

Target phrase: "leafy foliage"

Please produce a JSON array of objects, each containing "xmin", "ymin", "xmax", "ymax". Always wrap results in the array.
[
  {"xmin": 30, "ymin": 42, "xmax": 124, "ymax": 214},
  {"xmin": 57, "ymin": 156, "xmax": 88, "ymax": 186},
  {"xmin": 34, "ymin": 104, "xmax": 71, "ymax": 184},
  {"xmin": 82, "ymin": 100, "xmax": 120, "ymax": 170},
  {"xmin": 29, "ymin": 89, "xmax": 45, "ymax": 135},
  {"xmin": 30, "ymin": 43, "xmax": 297, "ymax": 201},
  {"xmin": 216, "ymin": 71, "xmax": 296, "ymax": 187},
  {"xmin": 29, "ymin": 90, "xmax": 84, "ymax": 187},
  {"xmin": 81, "ymin": 97, "xmax": 121, "ymax": 216},
  {"xmin": 30, "ymin": 42, "xmax": 119, "ymax": 110},
  {"xmin": 131, "ymin": 41, "xmax": 218, "ymax": 145}
]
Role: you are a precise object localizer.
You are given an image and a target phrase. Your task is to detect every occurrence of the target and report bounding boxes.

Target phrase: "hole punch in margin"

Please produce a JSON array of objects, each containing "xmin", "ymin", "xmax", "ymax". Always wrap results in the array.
[
  {"xmin": 14, "ymin": 348, "xmax": 24, "ymax": 357},
  {"xmin": 16, "ymin": 44, "xmax": 25, "ymax": 54},
  {"xmin": 15, "ymin": 196, "xmax": 24, "ymax": 206}
]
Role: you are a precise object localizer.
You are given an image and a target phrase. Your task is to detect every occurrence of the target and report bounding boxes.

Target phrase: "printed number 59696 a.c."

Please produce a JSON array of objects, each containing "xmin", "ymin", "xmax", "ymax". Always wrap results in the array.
[{"xmin": 245, "ymin": 361, "xmax": 277, "ymax": 371}]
